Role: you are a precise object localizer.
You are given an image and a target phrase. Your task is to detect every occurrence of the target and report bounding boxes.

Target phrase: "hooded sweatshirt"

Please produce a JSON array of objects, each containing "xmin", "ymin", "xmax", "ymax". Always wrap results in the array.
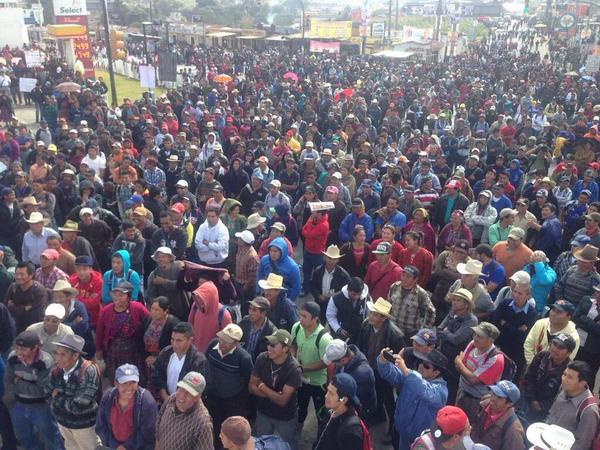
[
  {"xmin": 256, "ymin": 237, "xmax": 302, "ymax": 302},
  {"xmin": 188, "ymin": 281, "xmax": 231, "ymax": 352},
  {"xmin": 101, "ymin": 250, "xmax": 142, "ymax": 303},
  {"xmin": 508, "ymin": 159, "xmax": 524, "ymax": 189},
  {"xmin": 70, "ymin": 270, "xmax": 103, "ymax": 328}
]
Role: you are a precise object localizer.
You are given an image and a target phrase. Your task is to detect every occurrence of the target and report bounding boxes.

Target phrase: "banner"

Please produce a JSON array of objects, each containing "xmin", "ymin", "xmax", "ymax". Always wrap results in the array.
[
  {"xmin": 19, "ymin": 77, "xmax": 37, "ymax": 92},
  {"xmin": 401, "ymin": 26, "xmax": 433, "ymax": 42},
  {"xmin": 309, "ymin": 20, "xmax": 353, "ymax": 40},
  {"xmin": 56, "ymin": 15, "xmax": 95, "ymax": 78},
  {"xmin": 139, "ymin": 65, "xmax": 156, "ymax": 88},
  {"xmin": 309, "ymin": 40, "xmax": 341, "ymax": 53},
  {"xmin": 371, "ymin": 22, "xmax": 385, "ymax": 37},
  {"xmin": 53, "ymin": 0, "xmax": 87, "ymax": 16},
  {"xmin": 24, "ymin": 50, "xmax": 44, "ymax": 67}
]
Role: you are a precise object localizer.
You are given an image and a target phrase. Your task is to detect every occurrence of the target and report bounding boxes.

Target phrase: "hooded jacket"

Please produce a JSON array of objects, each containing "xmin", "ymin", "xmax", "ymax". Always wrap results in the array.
[
  {"xmin": 194, "ymin": 217, "xmax": 229, "ymax": 265},
  {"xmin": 101, "ymin": 250, "xmax": 142, "ymax": 303},
  {"xmin": 256, "ymin": 237, "xmax": 302, "ymax": 302},
  {"xmin": 377, "ymin": 360, "xmax": 448, "ymax": 444},
  {"xmin": 188, "ymin": 281, "xmax": 232, "ymax": 352},
  {"xmin": 112, "ymin": 230, "xmax": 146, "ymax": 275},
  {"xmin": 338, "ymin": 201, "xmax": 375, "ymax": 244},
  {"xmin": 334, "ymin": 345, "xmax": 377, "ymax": 418},
  {"xmin": 301, "ymin": 212, "xmax": 330, "ymax": 254}
]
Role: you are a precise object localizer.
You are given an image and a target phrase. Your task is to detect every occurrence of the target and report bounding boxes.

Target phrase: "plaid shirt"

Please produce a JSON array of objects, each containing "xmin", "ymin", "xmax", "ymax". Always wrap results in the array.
[
  {"xmin": 143, "ymin": 167, "xmax": 167, "ymax": 188},
  {"xmin": 388, "ymin": 282, "xmax": 436, "ymax": 336},
  {"xmin": 156, "ymin": 395, "xmax": 213, "ymax": 450},
  {"xmin": 34, "ymin": 266, "xmax": 69, "ymax": 290}
]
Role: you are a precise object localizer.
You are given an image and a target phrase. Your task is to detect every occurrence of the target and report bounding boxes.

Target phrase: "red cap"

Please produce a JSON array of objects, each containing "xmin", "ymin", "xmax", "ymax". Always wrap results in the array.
[
  {"xmin": 286, "ymin": 130, "xmax": 294, "ymax": 137},
  {"xmin": 41, "ymin": 249, "xmax": 60, "ymax": 260},
  {"xmin": 446, "ymin": 179, "xmax": 461, "ymax": 190},
  {"xmin": 170, "ymin": 203, "xmax": 185, "ymax": 214},
  {"xmin": 435, "ymin": 406, "xmax": 467, "ymax": 435},
  {"xmin": 226, "ymin": 116, "xmax": 233, "ymax": 123}
]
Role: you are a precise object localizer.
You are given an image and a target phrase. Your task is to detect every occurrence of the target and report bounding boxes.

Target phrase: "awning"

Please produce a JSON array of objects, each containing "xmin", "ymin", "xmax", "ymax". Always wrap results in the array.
[
  {"xmin": 238, "ymin": 35, "xmax": 262, "ymax": 40},
  {"xmin": 206, "ymin": 32, "xmax": 236, "ymax": 38},
  {"xmin": 373, "ymin": 50, "xmax": 417, "ymax": 59},
  {"xmin": 47, "ymin": 24, "xmax": 86, "ymax": 38},
  {"xmin": 266, "ymin": 35, "xmax": 288, "ymax": 41}
]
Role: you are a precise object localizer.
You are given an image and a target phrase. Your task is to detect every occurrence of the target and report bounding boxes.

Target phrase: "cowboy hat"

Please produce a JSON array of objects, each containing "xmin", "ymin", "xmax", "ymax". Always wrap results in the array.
[
  {"xmin": 526, "ymin": 423, "xmax": 575, "ymax": 450},
  {"xmin": 25, "ymin": 211, "xmax": 47, "ymax": 224},
  {"xmin": 574, "ymin": 244, "xmax": 599, "ymax": 263},
  {"xmin": 246, "ymin": 213, "xmax": 266, "ymax": 230},
  {"xmin": 58, "ymin": 220, "xmax": 80, "ymax": 232},
  {"xmin": 448, "ymin": 288, "xmax": 474, "ymax": 305},
  {"xmin": 55, "ymin": 334, "xmax": 86, "ymax": 355},
  {"xmin": 366, "ymin": 298, "xmax": 392, "ymax": 317},
  {"xmin": 21, "ymin": 196, "xmax": 39, "ymax": 206},
  {"xmin": 322, "ymin": 245, "xmax": 344, "ymax": 259},
  {"xmin": 456, "ymin": 260, "xmax": 483, "ymax": 276},
  {"xmin": 258, "ymin": 273, "xmax": 286, "ymax": 291},
  {"xmin": 52, "ymin": 279, "xmax": 78, "ymax": 296}
]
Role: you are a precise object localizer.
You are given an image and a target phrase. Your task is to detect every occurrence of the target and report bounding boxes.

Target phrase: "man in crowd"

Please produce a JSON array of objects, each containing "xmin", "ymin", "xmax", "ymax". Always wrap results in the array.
[
  {"xmin": 239, "ymin": 296, "xmax": 277, "ymax": 362},
  {"xmin": 5, "ymin": 261, "xmax": 49, "ymax": 332},
  {"xmin": 310, "ymin": 244, "xmax": 350, "ymax": 324}
]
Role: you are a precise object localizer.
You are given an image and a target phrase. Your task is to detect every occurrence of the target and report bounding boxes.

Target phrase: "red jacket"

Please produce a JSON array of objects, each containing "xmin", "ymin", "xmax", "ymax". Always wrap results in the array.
[
  {"xmin": 368, "ymin": 239, "xmax": 404, "ymax": 265},
  {"xmin": 398, "ymin": 247, "xmax": 434, "ymax": 287},
  {"xmin": 301, "ymin": 213, "xmax": 330, "ymax": 254},
  {"xmin": 96, "ymin": 301, "xmax": 149, "ymax": 353},
  {"xmin": 70, "ymin": 271, "xmax": 103, "ymax": 328},
  {"xmin": 364, "ymin": 260, "xmax": 403, "ymax": 300}
]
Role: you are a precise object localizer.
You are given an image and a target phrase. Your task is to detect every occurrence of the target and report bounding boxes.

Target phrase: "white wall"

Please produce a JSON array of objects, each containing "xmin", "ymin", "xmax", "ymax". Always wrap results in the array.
[{"xmin": 0, "ymin": 8, "xmax": 29, "ymax": 47}]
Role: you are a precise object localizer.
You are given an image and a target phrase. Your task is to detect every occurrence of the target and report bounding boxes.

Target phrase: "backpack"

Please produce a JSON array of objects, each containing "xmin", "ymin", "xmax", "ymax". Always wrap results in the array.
[
  {"xmin": 576, "ymin": 395, "xmax": 600, "ymax": 450},
  {"xmin": 485, "ymin": 347, "xmax": 517, "ymax": 382},
  {"xmin": 500, "ymin": 412, "xmax": 528, "ymax": 447},
  {"xmin": 108, "ymin": 269, "xmax": 135, "ymax": 298},
  {"xmin": 53, "ymin": 359, "xmax": 103, "ymax": 404},
  {"xmin": 292, "ymin": 324, "xmax": 327, "ymax": 350}
]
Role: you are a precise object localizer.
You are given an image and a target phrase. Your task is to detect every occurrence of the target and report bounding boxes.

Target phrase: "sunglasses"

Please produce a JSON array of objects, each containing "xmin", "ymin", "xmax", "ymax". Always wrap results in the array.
[{"xmin": 420, "ymin": 362, "xmax": 434, "ymax": 370}]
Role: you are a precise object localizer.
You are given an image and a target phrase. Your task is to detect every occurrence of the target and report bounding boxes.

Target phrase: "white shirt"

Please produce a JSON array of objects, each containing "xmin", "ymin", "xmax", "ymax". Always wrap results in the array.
[
  {"xmin": 166, "ymin": 352, "xmax": 186, "ymax": 394},
  {"xmin": 321, "ymin": 268, "xmax": 334, "ymax": 297}
]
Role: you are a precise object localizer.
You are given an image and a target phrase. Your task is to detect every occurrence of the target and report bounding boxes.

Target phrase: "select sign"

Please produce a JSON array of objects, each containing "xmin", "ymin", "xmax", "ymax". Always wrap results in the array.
[{"xmin": 53, "ymin": 0, "xmax": 88, "ymax": 16}]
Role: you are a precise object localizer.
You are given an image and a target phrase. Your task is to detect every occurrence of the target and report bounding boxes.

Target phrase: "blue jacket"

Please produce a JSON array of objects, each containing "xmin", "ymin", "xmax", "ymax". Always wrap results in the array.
[
  {"xmin": 523, "ymin": 261, "xmax": 557, "ymax": 314},
  {"xmin": 64, "ymin": 300, "xmax": 95, "ymax": 356},
  {"xmin": 377, "ymin": 359, "xmax": 448, "ymax": 444},
  {"xmin": 490, "ymin": 195, "xmax": 512, "ymax": 215},
  {"xmin": 256, "ymin": 237, "xmax": 301, "ymax": 302},
  {"xmin": 534, "ymin": 216, "xmax": 563, "ymax": 263},
  {"xmin": 573, "ymin": 179, "xmax": 599, "ymax": 203},
  {"xmin": 334, "ymin": 345, "xmax": 377, "ymax": 418},
  {"xmin": 339, "ymin": 213, "xmax": 374, "ymax": 244},
  {"xmin": 96, "ymin": 386, "xmax": 157, "ymax": 450},
  {"xmin": 101, "ymin": 249, "xmax": 142, "ymax": 303}
]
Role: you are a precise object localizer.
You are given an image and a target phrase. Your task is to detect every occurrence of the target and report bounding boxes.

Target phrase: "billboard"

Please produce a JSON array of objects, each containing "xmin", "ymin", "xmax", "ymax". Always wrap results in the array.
[
  {"xmin": 53, "ymin": 0, "xmax": 88, "ymax": 16},
  {"xmin": 309, "ymin": 40, "xmax": 341, "ymax": 53},
  {"xmin": 309, "ymin": 20, "xmax": 353, "ymax": 40}
]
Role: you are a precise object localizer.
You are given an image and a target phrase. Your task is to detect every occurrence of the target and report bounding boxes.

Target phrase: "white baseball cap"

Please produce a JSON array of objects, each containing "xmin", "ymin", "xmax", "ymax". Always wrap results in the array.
[
  {"xmin": 235, "ymin": 230, "xmax": 255, "ymax": 245},
  {"xmin": 45, "ymin": 303, "xmax": 66, "ymax": 320},
  {"xmin": 323, "ymin": 339, "xmax": 348, "ymax": 365}
]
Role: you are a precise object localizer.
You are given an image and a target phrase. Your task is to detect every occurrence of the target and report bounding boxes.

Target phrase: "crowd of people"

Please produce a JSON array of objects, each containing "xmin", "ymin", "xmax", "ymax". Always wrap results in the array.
[{"xmin": 0, "ymin": 14, "xmax": 599, "ymax": 450}]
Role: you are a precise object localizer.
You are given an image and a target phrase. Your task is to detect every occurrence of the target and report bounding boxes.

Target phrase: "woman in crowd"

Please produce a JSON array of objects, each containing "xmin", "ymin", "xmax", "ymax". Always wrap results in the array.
[
  {"xmin": 398, "ymin": 231, "xmax": 434, "ymax": 287},
  {"xmin": 437, "ymin": 210, "xmax": 472, "ymax": 253},
  {"xmin": 403, "ymin": 208, "xmax": 436, "ymax": 254},
  {"xmin": 339, "ymin": 224, "xmax": 371, "ymax": 279}
]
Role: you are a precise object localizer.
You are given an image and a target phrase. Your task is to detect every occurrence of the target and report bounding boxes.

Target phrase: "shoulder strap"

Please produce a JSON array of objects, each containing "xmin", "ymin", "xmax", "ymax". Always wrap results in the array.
[
  {"xmin": 500, "ymin": 413, "xmax": 517, "ymax": 438},
  {"xmin": 577, "ymin": 395, "xmax": 597, "ymax": 423},
  {"xmin": 217, "ymin": 304, "xmax": 226, "ymax": 329},
  {"xmin": 315, "ymin": 328, "xmax": 327, "ymax": 349},
  {"xmin": 292, "ymin": 323, "xmax": 300, "ymax": 344}
]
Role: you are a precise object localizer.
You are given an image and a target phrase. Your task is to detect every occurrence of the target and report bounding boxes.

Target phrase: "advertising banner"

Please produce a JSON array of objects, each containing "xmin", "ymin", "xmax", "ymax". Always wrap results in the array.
[
  {"xmin": 309, "ymin": 40, "xmax": 341, "ymax": 53},
  {"xmin": 309, "ymin": 20, "xmax": 353, "ymax": 40}
]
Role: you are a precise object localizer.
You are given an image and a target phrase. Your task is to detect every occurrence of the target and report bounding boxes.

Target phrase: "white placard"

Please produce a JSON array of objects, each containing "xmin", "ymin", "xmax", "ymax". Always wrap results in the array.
[
  {"xmin": 24, "ymin": 50, "xmax": 43, "ymax": 67},
  {"xmin": 139, "ymin": 65, "xmax": 156, "ymax": 89},
  {"xmin": 586, "ymin": 55, "xmax": 600, "ymax": 74},
  {"xmin": 19, "ymin": 77, "xmax": 37, "ymax": 92}
]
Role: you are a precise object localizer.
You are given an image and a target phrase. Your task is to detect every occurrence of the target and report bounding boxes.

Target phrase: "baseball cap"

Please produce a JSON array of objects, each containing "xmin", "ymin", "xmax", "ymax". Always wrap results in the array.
[
  {"xmin": 170, "ymin": 203, "xmax": 185, "ymax": 214},
  {"xmin": 571, "ymin": 235, "xmax": 591, "ymax": 247},
  {"xmin": 411, "ymin": 328, "xmax": 438, "ymax": 346},
  {"xmin": 15, "ymin": 330, "xmax": 41, "ymax": 348},
  {"xmin": 79, "ymin": 207, "xmax": 94, "ymax": 217},
  {"xmin": 403, "ymin": 265, "xmax": 421, "ymax": 278},
  {"xmin": 446, "ymin": 179, "xmax": 461, "ymax": 190},
  {"xmin": 435, "ymin": 406, "xmax": 468, "ymax": 436},
  {"xmin": 372, "ymin": 242, "xmax": 392, "ymax": 254},
  {"xmin": 75, "ymin": 255, "xmax": 94, "ymax": 266},
  {"xmin": 133, "ymin": 207, "xmax": 148, "ymax": 217},
  {"xmin": 41, "ymin": 249, "xmax": 60, "ymax": 261},
  {"xmin": 115, "ymin": 364, "xmax": 140, "ymax": 384},
  {"xmin": 271, "ymin": 222, "xmax": 286, "ymax": 233},
  {"xmin": 550, "ymin": 299, "xmax": 575, "ymax": 315},
  {"xmin": 176, "ymin": 180, "xmax": 189, "ymax": 188},
  {"xmin": 331, "ymin": 373, "xmax": 360, "ymax": 408},
  {"xmin": 248, "ymin": 297, "xmax": 270, "ymax": 310},
  {"xmin": 510, "ymin": 270, "xmax": 531, "ymax": 285},
  {"xmin": 489, "ymin": 380, "xmax": 520, "ymax": 403},
  {"xmin": 581, "ymin": 189, "xmax": 592, "ymax": 198},
  {"xmin": 536, "ymin": 189, "xmax": 549, "ymax": 198},
  {"xmin": 585, "ymin": 212, "xmax": 600, "ymax": 223},
  {"xmin": 177, "ymin": 371, "xmax": 206, "ymax": 397},
  {"xmin": 127, "ymin": 194, "xmax": 144, "ymax": 204},
  {"xmin": 551, "ymin": 333, "xmax": 576, "ymax": 352},
  {"xmin": 216, "ymin": 324, "xmax": 243, "ymax": 343},
  {"xmin": 45, "ymin": 303, "xmax": 66, "ymax": 320},
  {"xmin": 323, "ymin": 339, "xmax": 348, "ymax": 365},
  {"xmin": 507, "ymin": 227, "xmax": 525, "ymax": 241},
  {"xmin": 111, "ymin": 281, "xmax": 134, "ymax": 294},
  {"xmin": 269, "ymin": 179, "xmax": 282, "ymax": 188},
  {"xmin": 499, "ymin": 208, "xmax": 516, "ymax": 219},
  {"xmin": 235, "ymin": 230, "xmax": 255, "ymax": 245},
  {"xmin": 326, "ymin": 185, "xmax": 339, "ymax": 195},
  {"xmin": 265, "ymin": 329, "xmax": 293, "ymax": 346},
  {"xmin": 471, "ymin": 322, "xmax": 500, "ymax": 340}
]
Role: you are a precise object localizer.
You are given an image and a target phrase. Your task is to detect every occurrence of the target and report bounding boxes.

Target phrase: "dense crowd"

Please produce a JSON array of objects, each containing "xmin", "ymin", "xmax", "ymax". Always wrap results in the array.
[{"xmin": 0, "ymin": 16, "xmax": 599, "ymax": 450}]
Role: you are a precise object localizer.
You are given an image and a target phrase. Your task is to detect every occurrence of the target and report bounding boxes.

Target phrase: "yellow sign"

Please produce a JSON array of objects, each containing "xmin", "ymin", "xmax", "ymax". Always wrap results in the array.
[{"xmin": 309, "ymin": 20, "xmax": 353, "ymax": 40}]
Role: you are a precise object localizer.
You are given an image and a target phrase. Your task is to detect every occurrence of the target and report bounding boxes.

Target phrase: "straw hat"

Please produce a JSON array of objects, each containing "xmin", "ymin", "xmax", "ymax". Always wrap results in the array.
[
  {"xmin": 322, "ymin": 245, "xmax": 344, "ymax": 259},
  {"xmin": 258, "ymin": 273, "xmax": 286, "ymax": 290},
  {"xmin": 25, "ymin": 211, "xmax": 47, "ymax": 224},
  {"xmin": 246, "ymin": 213, "xmax": 266, "ymax": 230},
  {"xmin": 58, "ymin": 220, "xmax": 79, "ymax": 232},
  {"xmin": 448, "ymin": 288, "xmax": 474, "ymax": 305},
  {"xmin": 52, "ymin": 279, "xmax": 78, "ymax": 296},
  {"xmin": 366, "ymin": 298, "xmax": 392, "ymax": 317},
  {"xmin": 456, "ymin": 260, "xmax": 483, "ymax": 276},
  {"xmin": 21, "ymin": 196, "xmax": 39, "ymax": 206},
  {"xmin": 574, "ymin": 244, "xmax": 599, "ymax": 263}
]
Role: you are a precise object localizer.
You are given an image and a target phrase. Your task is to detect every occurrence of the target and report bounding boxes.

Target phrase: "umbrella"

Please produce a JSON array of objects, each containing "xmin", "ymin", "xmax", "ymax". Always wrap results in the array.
[
  {"xmin": 534, "ymin": 23, "xmax": 547, "ymax": 28},
  {"xmin": 334, "ymin": 88, "xmax": 354, "ymax": 102},
  {"xmin": 283, "ymin": 71, "xmax": 298, "ymax": 82},
  {"xmin": 565, "ymin": 71, "xmax": 579, "ymax": 77},
  {"xmin": 214, "ymin": 74, "xmax": 232, "ymax": 84},
  {"xmin": 56, "ymin": 82, "xmax": 81, "ymax": 93}
]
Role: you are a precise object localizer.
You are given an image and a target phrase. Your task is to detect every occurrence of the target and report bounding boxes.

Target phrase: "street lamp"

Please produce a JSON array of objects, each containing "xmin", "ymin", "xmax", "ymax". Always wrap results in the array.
[{"xmin": 141, "ymin": 21, "xmax": 152, "ymax": 65}]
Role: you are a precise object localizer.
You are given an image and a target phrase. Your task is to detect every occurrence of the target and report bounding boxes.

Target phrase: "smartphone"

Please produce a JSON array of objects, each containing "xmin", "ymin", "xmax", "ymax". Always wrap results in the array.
[{"xmin": 383, "ymin": 350, "xmax": 395, "ymax": 363}]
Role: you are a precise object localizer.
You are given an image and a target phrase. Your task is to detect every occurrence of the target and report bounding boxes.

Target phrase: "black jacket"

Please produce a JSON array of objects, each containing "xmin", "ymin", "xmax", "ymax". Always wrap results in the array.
[
  {"xmin": 239, "ymin": 315, "xmax": 277, "ymax": 362},
  {"xmin": 141, "ymin": 314, "xmax": 180, "ymax": 356},
  {"xmin": 574, "ymin": 296, "xmax": 600, "ymax": 355},
  {"xmin": 357, "ymin": 318, "xmax": 405, "ymax": 367},
  {"xmin": 522, "ymin": 350, "xmax": 569, "ymax": 417},
  {"xmin": 432, "ymin": 193, "xmax": 470, "ymax": 228},
  {"xmin": 0, "ymin": 201, "xmax": 21, "ymax": 245},
  {"xmin": 315, "ymin": 408, "xmax": 364, "ymax": 450},
  {"xmin": 152, "ymin": 344, "xmax": 206, "ymax": 393},
  {"xmin": 310, "ymin": 264, "xmax": 350, "ymax": 309}
]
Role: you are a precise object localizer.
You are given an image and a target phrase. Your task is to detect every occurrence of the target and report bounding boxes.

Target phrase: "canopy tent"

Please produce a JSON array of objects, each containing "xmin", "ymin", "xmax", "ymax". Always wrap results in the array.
[{"xmin": 372, "ymin": 50, "xmax": 417, "ymax": 59}]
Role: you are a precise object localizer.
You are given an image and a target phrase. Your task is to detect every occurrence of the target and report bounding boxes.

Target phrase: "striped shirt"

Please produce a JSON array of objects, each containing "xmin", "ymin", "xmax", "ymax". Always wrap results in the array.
[{"xmin": 156, "ymin": 395, "xmax": 213, "ymax": 450}]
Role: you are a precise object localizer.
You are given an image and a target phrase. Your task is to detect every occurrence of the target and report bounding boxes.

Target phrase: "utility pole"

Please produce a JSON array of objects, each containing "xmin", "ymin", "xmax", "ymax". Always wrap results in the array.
[
  {"xmin": 100, "ymin": 0, "xmax": 117, "ymax": 104},
  {"xmin": 387, "ymin": 0, "xmax": 392, "ymax": 45},
  {"xmin": 395, "ymin": 0, "xmax": 399, "ymax": 30},
  {"xmin": 142, "ymin": 21, "xmax": 151, "ymax": 65}
]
